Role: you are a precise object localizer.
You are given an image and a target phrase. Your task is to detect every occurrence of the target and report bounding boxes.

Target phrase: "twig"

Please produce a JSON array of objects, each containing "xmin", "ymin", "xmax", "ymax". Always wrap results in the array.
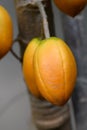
[
  {"xmin": 10, "ymin": 39, "xmax": 22, "ymax": 63},
  {"xmin": 36, "ymin": 1, "xmax": 50, "ymax": 38},
  {"xmin": 10, "ymin": 48, "xmax": 22, "ymax": 62},
  {"xmin": 68, "ymin": 99, "xmax": 77, "ymax": 130}
]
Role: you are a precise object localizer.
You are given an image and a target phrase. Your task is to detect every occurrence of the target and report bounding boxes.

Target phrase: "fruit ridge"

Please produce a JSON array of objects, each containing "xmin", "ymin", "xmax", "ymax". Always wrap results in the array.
[
  {"xmin": 34, "ymin": 37, "xmax": 77, "ymax": 105},
  {"xmin": 23, "ymin": 38, "xmax": 41, "ymax": 98}
]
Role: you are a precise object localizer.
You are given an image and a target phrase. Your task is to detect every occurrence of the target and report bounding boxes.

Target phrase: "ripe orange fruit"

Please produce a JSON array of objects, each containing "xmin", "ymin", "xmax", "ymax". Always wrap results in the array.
[
  {"xmin": 23, "ymin": 37, "xmax": 77, "ymax": 106},
  {"xmin": 34, "ymin": 37, "xmax": 77, "ymax": 106},
  {"xmin": 54, "ymin": 0, "xmax": 87, "ymax": 17},
  {"xmin": 0, "ymin": 6, "xmax": 13, "ymax": 59},
  {"xmin": 23, "ymin": 38, "xmax": 42, "ymax": 98}
]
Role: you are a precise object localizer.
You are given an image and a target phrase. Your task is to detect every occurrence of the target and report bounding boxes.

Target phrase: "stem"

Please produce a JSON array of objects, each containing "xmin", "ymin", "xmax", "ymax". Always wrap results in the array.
[
  {"xmin": 10, "ymin": 39, "xmax": 22, "ymax": 62},
  {"xmin": 36, "ymin": 1, "xmax": 50, "ymax": 38},
  {"xmin": 10, "ymin": 49, "xmax": 22, "ymax": 62}
]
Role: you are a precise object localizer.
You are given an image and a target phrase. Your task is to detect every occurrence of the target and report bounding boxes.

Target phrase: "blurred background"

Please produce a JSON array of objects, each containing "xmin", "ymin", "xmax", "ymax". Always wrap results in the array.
[{"xmin": 0, "ymin": 0, "xmax": 87, "ymax": 130}]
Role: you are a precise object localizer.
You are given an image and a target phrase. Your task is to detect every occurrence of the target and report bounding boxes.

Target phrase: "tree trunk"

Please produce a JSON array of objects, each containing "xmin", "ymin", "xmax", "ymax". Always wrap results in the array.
[{"xmin": 14, "ymin": 0, "xmax": 72, "ymax": 130}]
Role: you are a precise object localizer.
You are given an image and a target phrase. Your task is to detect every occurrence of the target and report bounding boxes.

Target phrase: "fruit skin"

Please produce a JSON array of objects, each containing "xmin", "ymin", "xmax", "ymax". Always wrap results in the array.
[
  {"xmin": 34, "ymin": 37, "xmax": 77, "ymax": 106},
  {"xmin": 23, "ymin": 38, "xmax": 41, "ymax": 98},
  {"xmin": 0, "ymin": 6, "xmax": 13, "ymax": 59},
  {"xmin": 54, "ymin": 0, "xmax": 87, "ymax": 17}
]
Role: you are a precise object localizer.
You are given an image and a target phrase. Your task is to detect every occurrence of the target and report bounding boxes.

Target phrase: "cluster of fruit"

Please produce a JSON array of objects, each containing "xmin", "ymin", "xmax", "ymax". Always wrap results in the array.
[{"xmin": 1, "ymin": 1, "xmax": 84, "ymax": 106}]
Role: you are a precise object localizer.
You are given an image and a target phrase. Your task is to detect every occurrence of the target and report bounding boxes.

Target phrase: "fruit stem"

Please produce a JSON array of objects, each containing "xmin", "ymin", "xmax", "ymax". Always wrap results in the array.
[{"xmin": 36, "ymin": 1, "xmax": 50, "ymax": 38}]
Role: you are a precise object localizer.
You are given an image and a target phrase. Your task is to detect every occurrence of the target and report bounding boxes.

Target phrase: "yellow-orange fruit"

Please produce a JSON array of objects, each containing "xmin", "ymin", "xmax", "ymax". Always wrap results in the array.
[
  {"xmin": 23, "ymin": 38, "xmax": 41, "ymax": 98},
  {"xmin": 54, "ymin": 0, "xmax": 87, "ymax": 17},
  {"xmin": 34, "ymin": 37, "xmax": 77, "ymax": 106},
  {"xmin": 0, "ymin": 6, "xmax": 13, "ymax": 59}
]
